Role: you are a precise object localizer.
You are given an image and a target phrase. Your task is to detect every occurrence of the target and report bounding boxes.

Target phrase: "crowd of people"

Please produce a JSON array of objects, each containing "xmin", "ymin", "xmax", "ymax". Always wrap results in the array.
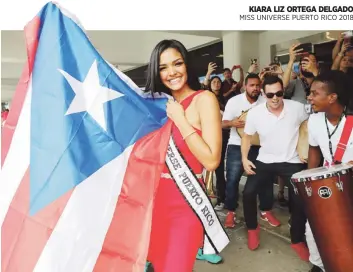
[
  {"xmin": 198, "ymin": 34, "xmax": 353, "ymax": 272},
  {"xmin": 141, "ymin": 34, "xmax": 352, "ymax": 272}
]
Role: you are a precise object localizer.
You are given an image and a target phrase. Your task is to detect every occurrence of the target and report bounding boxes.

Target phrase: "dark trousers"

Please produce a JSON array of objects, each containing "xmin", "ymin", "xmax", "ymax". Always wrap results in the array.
[
  {"xmin": 243, "ymin": 161, "xmax": 306, "ymax": 244},
  {"xmin": 225, "ymin": 145, "xmax": 273, "ymax": 212},
  {"xmin": 215, "ymin": 129, "xmax": 229, "ymax": 203}
]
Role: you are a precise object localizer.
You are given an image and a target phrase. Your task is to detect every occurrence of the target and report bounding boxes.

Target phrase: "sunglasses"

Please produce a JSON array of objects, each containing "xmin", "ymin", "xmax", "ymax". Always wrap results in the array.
[{"xmin": 265, "ymin": 90, "xmax": 284, "ymax": 99}]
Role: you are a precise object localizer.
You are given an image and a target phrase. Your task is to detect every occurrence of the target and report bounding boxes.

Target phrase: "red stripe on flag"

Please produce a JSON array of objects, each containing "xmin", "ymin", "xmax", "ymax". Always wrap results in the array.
[
  {"xmin": 1, "ymin": 15, "xmax": 74, "ymax": 272},
  {"xmin": 1, "ymin": 17, "xmax": 40, "ymax": 166},
  {"xmin": 1, "ymin": 166, "xmax": 74, "ymax": 272},
  {"xmin": 93, "ymin": 122, "xmax": 172, "ymax": 272}
]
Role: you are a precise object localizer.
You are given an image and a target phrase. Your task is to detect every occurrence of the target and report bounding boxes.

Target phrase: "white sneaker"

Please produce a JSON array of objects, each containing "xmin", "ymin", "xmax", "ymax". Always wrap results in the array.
[{"xmin": 214, "ymin": 203, "xmax": 225, "ymax": 211}]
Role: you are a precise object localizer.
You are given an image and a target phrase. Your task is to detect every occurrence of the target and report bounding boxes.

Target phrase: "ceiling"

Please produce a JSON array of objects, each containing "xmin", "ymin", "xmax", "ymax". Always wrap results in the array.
[{"xmin": 1, "ymin": 30, "xmax": 226, "ymax": 102}]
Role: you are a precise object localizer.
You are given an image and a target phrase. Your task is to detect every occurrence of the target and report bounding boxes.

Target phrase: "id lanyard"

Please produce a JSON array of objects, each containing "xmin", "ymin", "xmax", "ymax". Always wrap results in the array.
[{"xmin": 324, "ymin": 112, "xmax": 345, "ymax": 164}]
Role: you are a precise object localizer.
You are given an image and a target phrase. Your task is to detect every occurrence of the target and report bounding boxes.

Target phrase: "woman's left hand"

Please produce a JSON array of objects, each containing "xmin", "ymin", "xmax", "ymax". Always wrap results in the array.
[{"xmin": 166, "ymin": 99, "xmax": 186, "ymax": 125}]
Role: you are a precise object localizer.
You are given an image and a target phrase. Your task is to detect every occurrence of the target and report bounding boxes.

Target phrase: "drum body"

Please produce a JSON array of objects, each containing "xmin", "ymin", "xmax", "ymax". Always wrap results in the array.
[
  {"xmin": 236, "ymin": 111, "xmax": 260, "ymax": 146},
  {"xmin": 291, "ymin": 164, "xmax": 353, "ymax": 272}
]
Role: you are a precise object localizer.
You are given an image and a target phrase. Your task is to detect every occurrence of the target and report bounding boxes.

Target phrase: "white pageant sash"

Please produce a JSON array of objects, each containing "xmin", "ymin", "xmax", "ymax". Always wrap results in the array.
[{"xmin": 165, "ymin": 137, "xmax": 230, "ymax": 254}]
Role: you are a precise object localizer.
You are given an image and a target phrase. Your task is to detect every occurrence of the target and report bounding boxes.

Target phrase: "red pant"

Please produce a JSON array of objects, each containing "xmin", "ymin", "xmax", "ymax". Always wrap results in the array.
[{"xmin": 147, "ymin": 178, "xmax": 204, "ymax": 272}]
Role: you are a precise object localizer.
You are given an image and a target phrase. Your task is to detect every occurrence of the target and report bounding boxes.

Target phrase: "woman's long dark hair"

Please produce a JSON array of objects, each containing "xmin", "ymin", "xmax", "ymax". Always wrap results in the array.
[
  {"xmin": 208, "ymin": 75, "xmax": 225, "ymax": 110},
  {"xmin": 144, "ymin": 39, "xmax": 201, "ymax": 95},
  {"xmin": 208, "ymin": 75, "xmax": 223, "ymax": 93}
]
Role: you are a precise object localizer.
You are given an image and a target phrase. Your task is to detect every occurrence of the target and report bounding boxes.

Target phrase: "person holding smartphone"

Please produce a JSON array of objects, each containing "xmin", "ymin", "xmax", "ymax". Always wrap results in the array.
[
  {"xmin": 259, "ymin": 62, "xmax": 284, "ymax": 83},
  {"xmin": 202, "ymin": 62, "xmax": 218, "ymax": 88},
  {"xmin": 221, "ymin": 66, "xmax": 244, "ymax": 103},
  {"xmin": 283, "ymin": 44, "xmax": 319, "ymax": 105},
  {"xmin": 331, "ymin": 38, "xmax": 353, "ymax": 73}
]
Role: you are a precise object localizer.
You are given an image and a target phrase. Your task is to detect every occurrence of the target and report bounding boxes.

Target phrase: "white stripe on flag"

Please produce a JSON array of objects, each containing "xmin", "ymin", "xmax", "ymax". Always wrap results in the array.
[
  {"xmin": 33, "ymin": 145, "xmax": 134, "ymax": 272},
  {"xmin": 0, "ymin": 79, "xmax": 32, "ymax": 226}
]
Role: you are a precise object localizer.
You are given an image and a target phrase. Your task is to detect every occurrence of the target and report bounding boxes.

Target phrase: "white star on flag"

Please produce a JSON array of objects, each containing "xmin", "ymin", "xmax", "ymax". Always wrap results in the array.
[{"xmin": 59, "ymin": 60, "xmax": 124, "ymax": 131}]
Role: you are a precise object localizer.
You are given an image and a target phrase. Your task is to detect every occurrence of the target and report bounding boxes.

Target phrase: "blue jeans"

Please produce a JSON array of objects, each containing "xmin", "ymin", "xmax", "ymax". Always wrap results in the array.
[{"xmin": 225, "ymin": 145, "xmax": 273, "ymax": 212}]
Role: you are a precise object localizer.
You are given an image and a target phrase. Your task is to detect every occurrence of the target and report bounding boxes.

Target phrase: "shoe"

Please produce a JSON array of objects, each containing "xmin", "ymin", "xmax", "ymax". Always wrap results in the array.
[
  {"xmin": 214, "ymin": 202, "xmax": 225, "ymax": 211},
  {"xmin": 260, "ymin": 211, "xmax": 281, "ymax": 227},
  {"xmin": 309, "ymin": 265, "xmax": 323, "ymax": 272},
  {"xmin": 196, "ymin": 248, "xmax": 223, "ymax": 264},
  {"xmin": 224, "ymin": 211, "xmax": 236, "ymax": 228},
  {"xmin": 248, "ymin": 226, "xmax": 260, "ymax": 250},
  {"xmin": 145, "ymin": 261, "xmax": 153, "ymax": 272},
  {"xmin": 291, "ymin": 242, "xmax": 310, "ymax": 262}
]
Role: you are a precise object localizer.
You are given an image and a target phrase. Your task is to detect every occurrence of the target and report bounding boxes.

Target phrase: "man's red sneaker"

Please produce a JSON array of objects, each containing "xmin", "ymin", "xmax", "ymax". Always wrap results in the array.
[
  {"xmin": 260, "ymin": 211, "xmax": 281, "ymax": 227},
  {"xmin": 248, "ymin": 226, "xmax": 260, "ymax": 250},
  {"xmin": 291, "ymin": 242, "xmax": 310, "ymax": 262},
  {"xmin": 224, "ymin": 211, "xmax": 236, "ymax": 228}
]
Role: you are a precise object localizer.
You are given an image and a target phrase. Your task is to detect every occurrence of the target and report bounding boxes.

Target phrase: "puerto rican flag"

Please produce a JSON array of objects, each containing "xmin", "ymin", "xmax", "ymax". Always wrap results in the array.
[{"xmin": 0, "ymin": 2, "xmax": 172, "ymax": 271}]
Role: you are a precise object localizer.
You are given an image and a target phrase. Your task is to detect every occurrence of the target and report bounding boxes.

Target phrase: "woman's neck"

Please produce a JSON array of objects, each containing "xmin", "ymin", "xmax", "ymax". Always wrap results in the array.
[
  {"xmin": 212, "ymin": 89, "xmax": 220, "ymax": 96},
  {"xmin": 171, "ymin": 86, "xmax": 195, "ymax": 102}
]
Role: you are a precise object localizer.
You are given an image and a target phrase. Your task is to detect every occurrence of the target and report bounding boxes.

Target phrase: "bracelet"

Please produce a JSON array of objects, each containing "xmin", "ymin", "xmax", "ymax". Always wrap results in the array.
[{"xmin": 183, "ymin": 130, "xmax": 196, "ymax": 140}]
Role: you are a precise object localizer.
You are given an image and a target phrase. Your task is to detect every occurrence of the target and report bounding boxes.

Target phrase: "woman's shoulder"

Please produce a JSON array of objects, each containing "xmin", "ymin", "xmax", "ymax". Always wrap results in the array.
[
  {"xmin": 193, "ymin": 90, "xmax": 220, "ymax": 108},
  {"xmin": 195, "ymin": 89, "xmax": 217, "ymax": 100}
]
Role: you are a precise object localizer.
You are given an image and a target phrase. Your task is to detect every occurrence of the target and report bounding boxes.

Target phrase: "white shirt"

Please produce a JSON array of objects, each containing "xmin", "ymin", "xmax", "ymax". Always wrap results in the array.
[
  {"xmin": 244, "ymin": 99, "xmax": 309, "ymax": 164},
  {"xmin": 222, "ymin": 92, "xmax": 266, "ymax": 146},
  {"xmin": 308, "ymin": 112, "xmax": 353, "ymax": 164}
]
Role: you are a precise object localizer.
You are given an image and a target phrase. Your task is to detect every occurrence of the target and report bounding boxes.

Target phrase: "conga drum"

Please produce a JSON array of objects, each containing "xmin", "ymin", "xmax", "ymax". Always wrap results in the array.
[
  {"xmin": 291, "ymin": 164, "xmax": 353, "ymax": 272},
  {"xmin": 297, "ymin": 120, "xmax": 308, "ymax": 160},
  {"xmin": 236, "ymin": 110, "xmax": 260, "ymax": 146}
]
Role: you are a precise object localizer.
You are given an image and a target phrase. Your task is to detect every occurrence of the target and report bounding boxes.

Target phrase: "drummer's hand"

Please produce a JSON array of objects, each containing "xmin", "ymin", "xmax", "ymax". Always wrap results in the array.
[
  {"xmin": 231, "ymin": 117, "xmax": 245, "ymax": 128},
  {"xmin": 299, "ymin": 156, "xmax": 308, "ymax": 164},
  {"xmin": 243, "ymin": 159, "xmax": 256, "ymax": 175},
  {"xmin": 348, "ymin": 161, "xmax": 353, "ymax": 165}
]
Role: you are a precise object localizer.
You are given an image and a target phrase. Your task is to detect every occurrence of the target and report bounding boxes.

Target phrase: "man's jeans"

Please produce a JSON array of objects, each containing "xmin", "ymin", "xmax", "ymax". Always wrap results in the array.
[{"xmin": 224, "ymin": 145, "xmax": 273, "ymax": 212}]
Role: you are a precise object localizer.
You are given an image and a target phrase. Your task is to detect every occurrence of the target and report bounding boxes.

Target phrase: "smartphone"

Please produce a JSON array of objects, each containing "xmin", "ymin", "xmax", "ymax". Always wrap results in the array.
[
  {"xmin": 264, "ymin": 66, "xmax": 275, "ymax": 72},
  {"xmin": 293, "ymin": 63, "xmax": 300, "ymax": 74},
  {"xmin": 251, "ymin": 59, "xmax": 257, "ymax": 65},
  {"xmin": 295, "ymin": 43, "xmax": 313, "ymax": 54}
]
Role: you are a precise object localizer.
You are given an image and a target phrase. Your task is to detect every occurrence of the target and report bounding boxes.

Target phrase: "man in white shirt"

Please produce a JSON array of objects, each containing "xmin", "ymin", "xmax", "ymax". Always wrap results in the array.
[
  {"xmin": 241, "ymin": 75, "xmax": 309, "ymax": 260},
  {"xmin": 222, "ymin": 74, "xmax": 279, "ymax": 229},
  {"xmin": 305, "ymin": 70, "xmax": 353, "ymax": 272}
]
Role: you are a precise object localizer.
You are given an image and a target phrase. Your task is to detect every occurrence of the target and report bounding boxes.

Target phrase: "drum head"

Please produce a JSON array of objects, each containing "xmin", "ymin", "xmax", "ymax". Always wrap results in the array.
[{"xmin": 291, "ymin": 163, "xmax": 353, "ymax": 182}]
